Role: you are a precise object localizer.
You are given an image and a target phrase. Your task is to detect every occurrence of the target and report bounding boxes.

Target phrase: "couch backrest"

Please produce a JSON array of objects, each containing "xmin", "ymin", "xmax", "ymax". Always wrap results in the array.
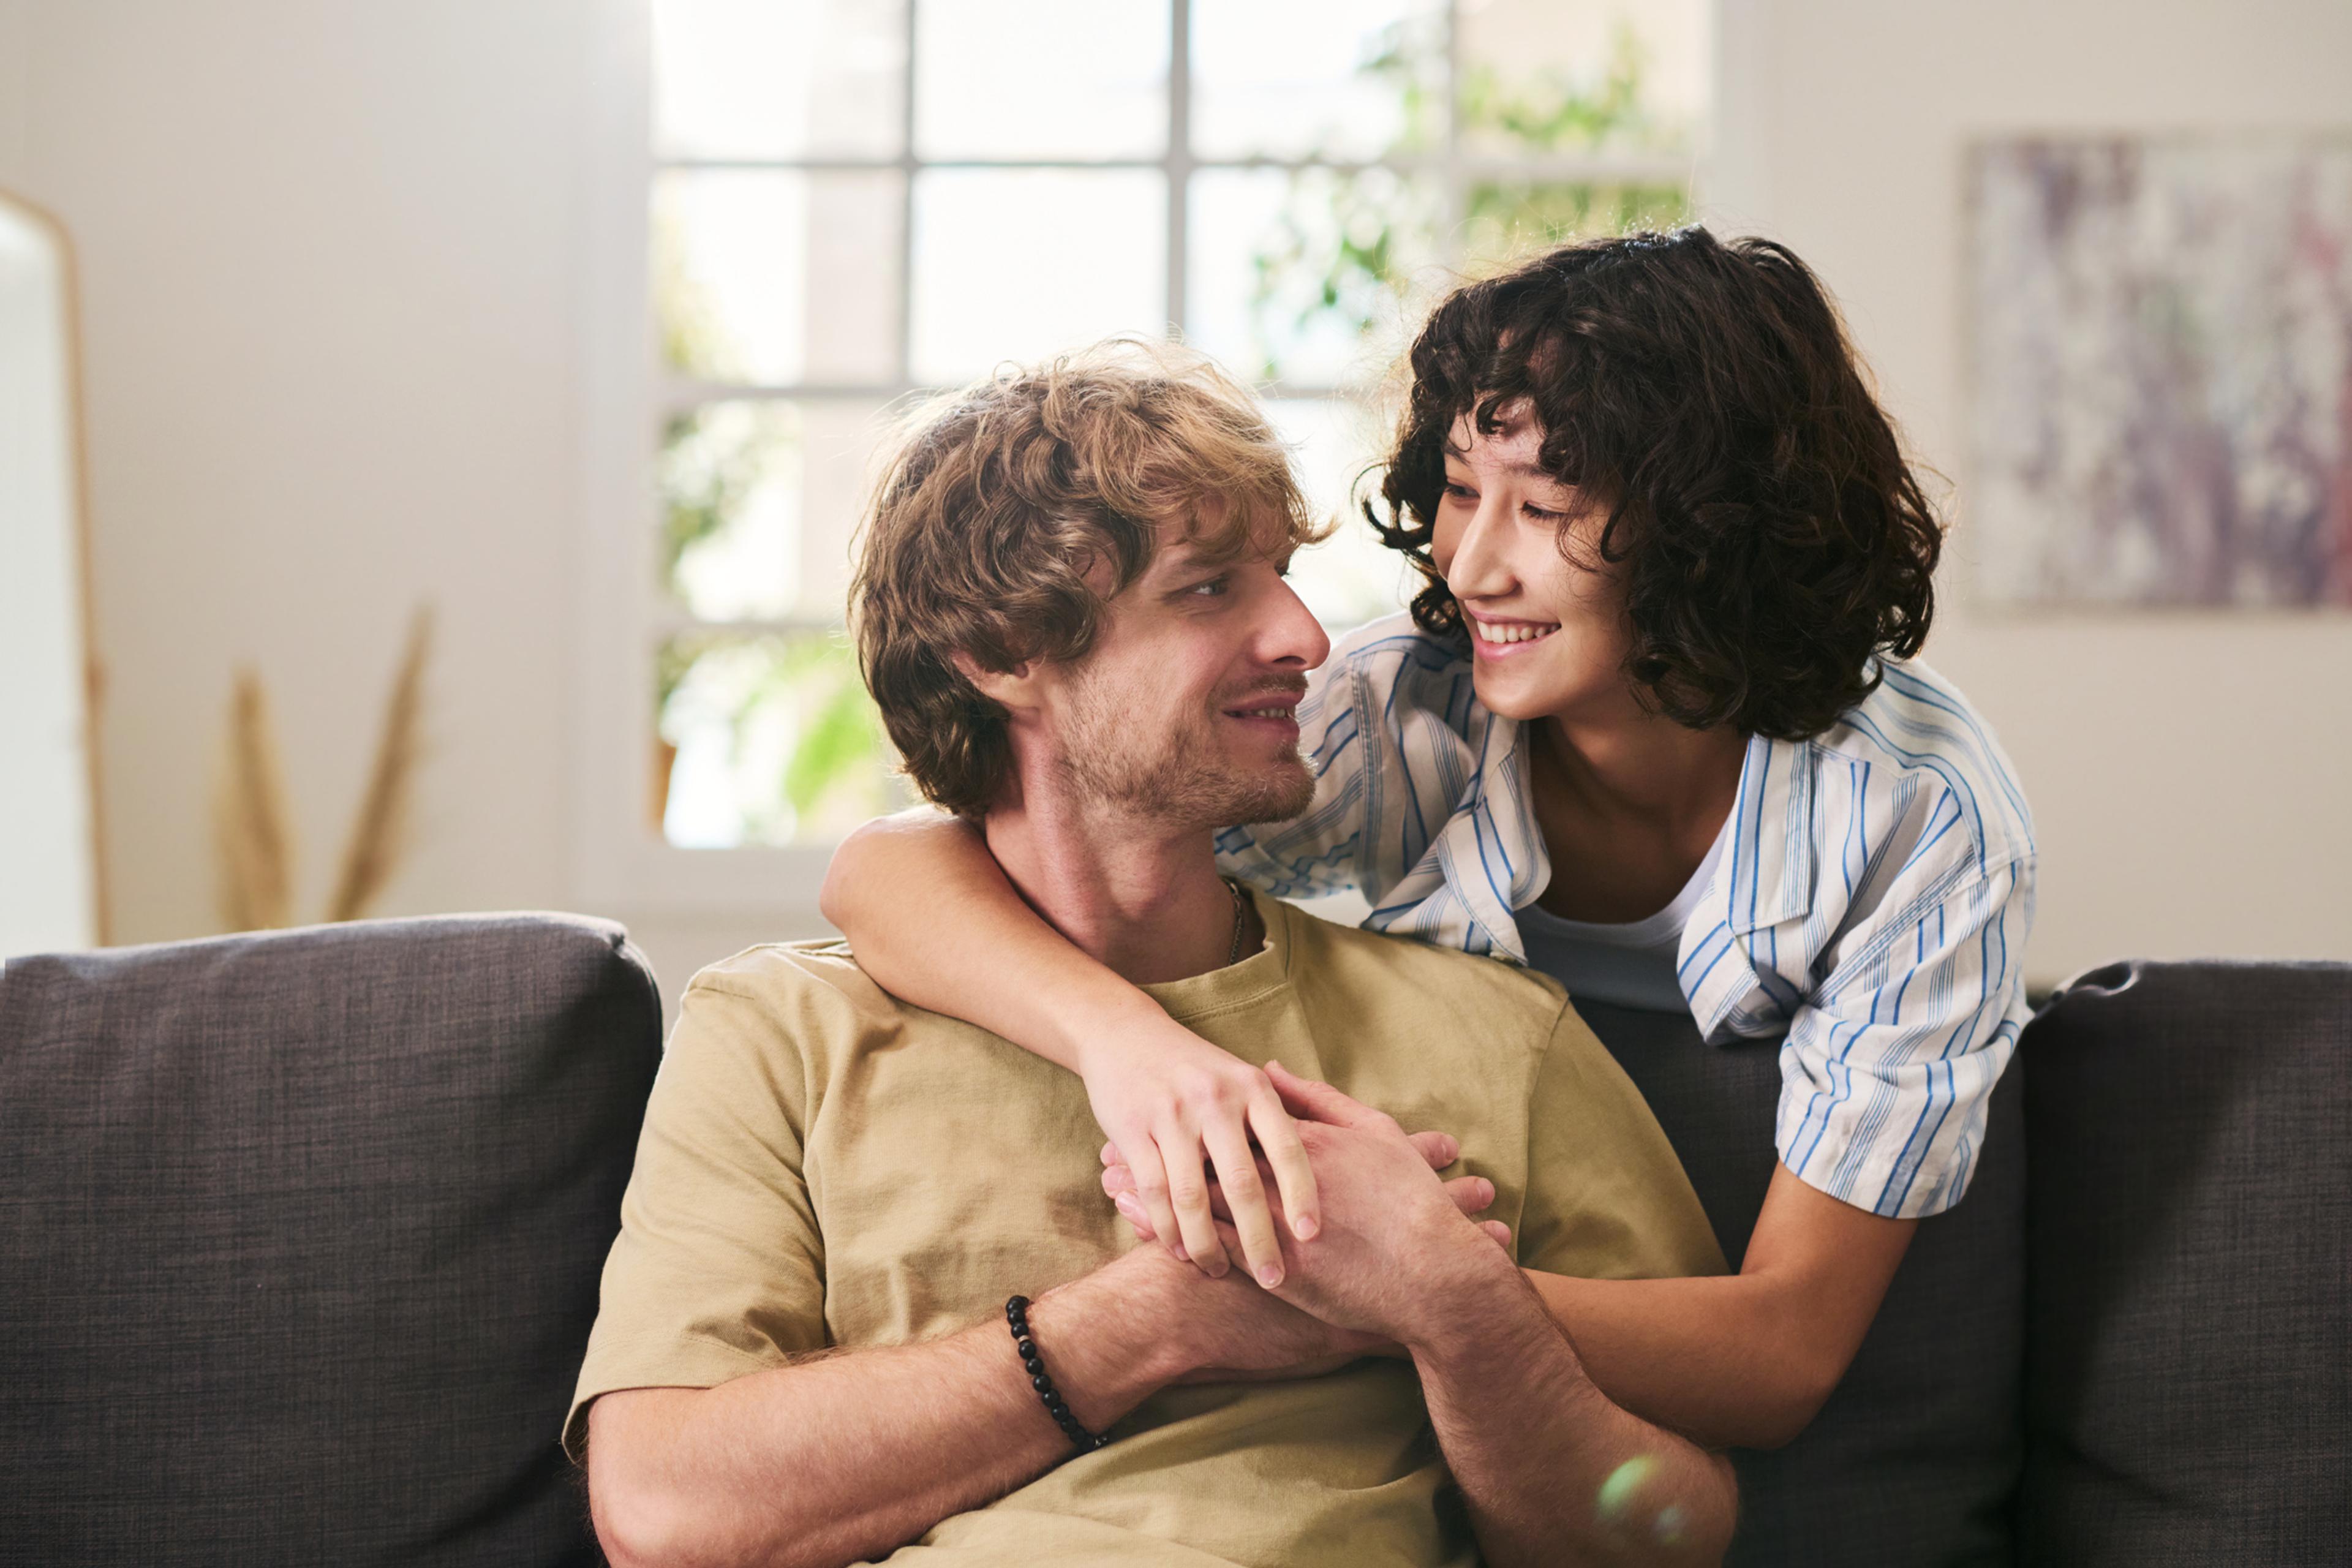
[
  {"xmin": 1575, "ymin": 998, "xmax": 2026, "ymax": 1568},
  {"xmin": 2016, "ymin": 959, "xmax": 2351, "ymax": 1566},
  {"xmin": 0, "ymin": 913, "xmax": 663, "ymax": 1567}
]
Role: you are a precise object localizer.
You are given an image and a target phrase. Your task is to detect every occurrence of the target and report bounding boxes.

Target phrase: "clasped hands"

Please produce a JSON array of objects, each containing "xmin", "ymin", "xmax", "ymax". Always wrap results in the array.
[{"xmin": 1094, "ymin": 1060, "xmax": 1515, "ymax": 1381}]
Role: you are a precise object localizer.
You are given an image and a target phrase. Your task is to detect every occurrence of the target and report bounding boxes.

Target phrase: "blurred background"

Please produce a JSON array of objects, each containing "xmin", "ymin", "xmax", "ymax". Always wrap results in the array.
[{"xmin": 1, "ymin": 0, "xmax": 2346, "ymax": 1004}]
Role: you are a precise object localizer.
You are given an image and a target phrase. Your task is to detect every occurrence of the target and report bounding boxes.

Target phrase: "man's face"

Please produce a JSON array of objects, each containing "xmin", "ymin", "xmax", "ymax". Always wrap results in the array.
[{"xmin": 1038, "ymin": 519, "xmax": 1331, "ymax": 831}]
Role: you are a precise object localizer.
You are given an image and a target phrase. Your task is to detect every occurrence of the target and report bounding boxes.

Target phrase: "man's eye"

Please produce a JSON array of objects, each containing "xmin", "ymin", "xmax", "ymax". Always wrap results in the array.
[{"xmin": 1189, "ymin": 576, "xmax": 1231, "ymax": 597}]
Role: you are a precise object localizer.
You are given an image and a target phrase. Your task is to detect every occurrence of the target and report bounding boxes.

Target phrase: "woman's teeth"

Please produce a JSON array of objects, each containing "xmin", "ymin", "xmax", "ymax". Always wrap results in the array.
[{"xmin": 1472, "ymin": 620, "xmax": 1558, "ymax": 644}]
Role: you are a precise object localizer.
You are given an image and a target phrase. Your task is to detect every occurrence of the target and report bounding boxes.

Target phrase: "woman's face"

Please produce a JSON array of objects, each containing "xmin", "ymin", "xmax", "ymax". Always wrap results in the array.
[{"xmin": 1429, "ymin": 410, "xmax": 1635, "ymax": 725}]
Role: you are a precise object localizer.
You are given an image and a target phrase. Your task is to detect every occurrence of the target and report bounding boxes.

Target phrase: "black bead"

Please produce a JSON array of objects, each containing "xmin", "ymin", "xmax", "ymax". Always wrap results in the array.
[
  {"xmin": 1022, "ymin": 1357, "xmax": 1043, "ymax": 1376},
  {"xmin": 1091, "ymin": 1433, "xmax": 1111, "ymax": 1449},
  {"xmin": 1045, "ymin": 1392, "xmax": 1066, "ymax": 1411},
  {"xmin": 1005, "ymin": 1296, "xmax": 1028, "ymax": 1319},
  {"xmin": 1031, "ymin": 1374, "xmax": 1052, "ymax": 1393},
  {"xmin": 1015, "ymin": 1338, "xmax": 1036, "ymax": 1359}
]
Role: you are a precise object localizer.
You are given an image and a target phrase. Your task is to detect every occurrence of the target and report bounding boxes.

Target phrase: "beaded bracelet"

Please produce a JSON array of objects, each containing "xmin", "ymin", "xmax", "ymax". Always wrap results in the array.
[{"xmin": 1005, "ymin": 1295, "xmax": 1110, "ymax": 1452}]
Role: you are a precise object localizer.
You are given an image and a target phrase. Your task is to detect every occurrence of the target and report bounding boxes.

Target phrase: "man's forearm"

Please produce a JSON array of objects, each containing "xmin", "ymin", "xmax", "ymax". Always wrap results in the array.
[
  {"xmin": 1406, "ymin": 1246, "xmax": 1737, "ymax": 1567},
  {"xmin": 587, "ymin": 1267, "xmax": 1184, "ymax": 1568}
]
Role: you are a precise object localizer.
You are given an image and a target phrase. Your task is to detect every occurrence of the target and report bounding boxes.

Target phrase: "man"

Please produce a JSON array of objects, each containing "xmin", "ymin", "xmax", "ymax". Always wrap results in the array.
[{"xmin": 568, "ymin": 341, "xmax": 1736, "ymax": 1567}]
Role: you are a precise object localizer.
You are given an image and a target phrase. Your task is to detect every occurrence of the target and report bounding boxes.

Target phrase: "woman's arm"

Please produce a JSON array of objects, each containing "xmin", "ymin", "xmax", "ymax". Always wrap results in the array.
[
  {"xmin": 1522, "ymin": 1164, "xmax": 1915, "ymax": 1450},
  {"xmin": 819, "ymin": 809, "xmax": 1321, "ymax": 1284},
  {"xmin": 1103, "ymin": 1150, "xmax": 1912, "ymax": 1450}
]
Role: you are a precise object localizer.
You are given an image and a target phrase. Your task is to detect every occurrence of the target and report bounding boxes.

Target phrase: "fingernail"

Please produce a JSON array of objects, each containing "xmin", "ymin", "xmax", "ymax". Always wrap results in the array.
[
  {"xmin": 1256, "ymin": 1265, "xmax": 1284, "ymax": 1288},
  {"xmin": 1170, "ymin": 1242, "xmax": 1188, "ymax": 1262},
  {"xmin": 1293, "ymin": 1214, "xmax": 1320, "ymax": 1240},
  {"xmin": 1114, "ymin": 1193, "xmax": 1145, "ymax": 1222}
]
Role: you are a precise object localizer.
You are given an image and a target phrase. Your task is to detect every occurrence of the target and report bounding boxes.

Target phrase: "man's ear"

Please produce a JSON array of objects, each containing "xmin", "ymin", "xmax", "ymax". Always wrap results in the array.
[{"xmin": 951, "ymin": 649, "xmax": 1043, "ymax": 715}]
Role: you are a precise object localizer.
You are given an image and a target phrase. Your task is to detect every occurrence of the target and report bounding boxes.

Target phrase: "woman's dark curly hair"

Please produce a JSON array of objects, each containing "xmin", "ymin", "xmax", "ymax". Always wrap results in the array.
[{"xmin": 1373, "ymin": 226, "xmax": 1942, "ymax": 740}]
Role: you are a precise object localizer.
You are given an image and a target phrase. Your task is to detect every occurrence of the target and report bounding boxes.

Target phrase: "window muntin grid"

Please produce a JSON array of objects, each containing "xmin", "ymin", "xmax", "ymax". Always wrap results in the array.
[{"xmin": 646, "ymin": 0, "xmax": 1704, "ymax": 848}]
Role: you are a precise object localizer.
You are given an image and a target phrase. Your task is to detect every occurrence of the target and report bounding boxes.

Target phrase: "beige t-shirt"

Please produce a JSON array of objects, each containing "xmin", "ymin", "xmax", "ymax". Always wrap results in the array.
[{"xmin": 567, "ymin": 889, "xmax": 1725, "ymax": 1566}]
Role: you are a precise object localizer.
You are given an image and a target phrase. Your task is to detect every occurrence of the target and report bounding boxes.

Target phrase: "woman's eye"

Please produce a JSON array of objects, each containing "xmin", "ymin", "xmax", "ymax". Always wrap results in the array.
[
  {"xmin": 1442, "ymin": 481, "xmax": 1476, "ymax": 500},
  {"xmin": 1523, "ymin": 503, "xmax": 1562, "ymax": 522}
]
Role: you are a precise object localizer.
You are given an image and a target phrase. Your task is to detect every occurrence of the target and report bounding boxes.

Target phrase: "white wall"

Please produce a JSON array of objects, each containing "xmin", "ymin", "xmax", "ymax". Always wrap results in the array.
[
  {"xmin": 1709, "ymin": 0, "xmax": 2352, "ymax": 980},
  {"xmin": 2, "ymin": 0, "xmax": 2344, "ymax": 1003}
]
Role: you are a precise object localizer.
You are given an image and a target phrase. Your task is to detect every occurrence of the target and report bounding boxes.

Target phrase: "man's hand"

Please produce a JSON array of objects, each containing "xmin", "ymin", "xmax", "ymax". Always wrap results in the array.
[
  {"xmin": 1099, "ymin": 1233, "xmax": 1385, "ymax": 1390},
  {"xmin": 1232, "ymin": 1065, "xmax": 1513, "ymax": 1344}
]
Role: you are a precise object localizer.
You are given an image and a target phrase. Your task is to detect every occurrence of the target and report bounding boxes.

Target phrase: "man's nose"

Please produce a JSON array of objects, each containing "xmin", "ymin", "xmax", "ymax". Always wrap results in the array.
[{"xmin": 1264, "ymin": 572, "xmax": 1332, "ymax": 670}]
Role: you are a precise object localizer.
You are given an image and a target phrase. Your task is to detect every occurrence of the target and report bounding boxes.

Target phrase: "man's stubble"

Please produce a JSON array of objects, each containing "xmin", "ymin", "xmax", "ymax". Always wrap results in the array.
[{"xmin": 1054, "ymin": 662, "xmax": 1316, "ymax": 832}]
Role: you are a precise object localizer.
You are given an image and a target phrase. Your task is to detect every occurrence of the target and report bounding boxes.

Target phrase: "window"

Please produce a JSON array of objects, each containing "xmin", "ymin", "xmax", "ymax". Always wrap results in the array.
[{"xmin": 583, "ymin": 0, "xmax": 1708, "ymax": 906}]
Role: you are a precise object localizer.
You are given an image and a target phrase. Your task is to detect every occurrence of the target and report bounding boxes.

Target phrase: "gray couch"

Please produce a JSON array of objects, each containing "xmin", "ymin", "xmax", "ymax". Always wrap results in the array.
[{"xmin": 1, "ymin": 914, "xmax": 2344, "ymax": 1565}]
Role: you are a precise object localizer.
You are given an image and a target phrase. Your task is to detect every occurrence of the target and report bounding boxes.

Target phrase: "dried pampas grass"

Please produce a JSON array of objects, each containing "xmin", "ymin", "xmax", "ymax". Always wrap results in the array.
[
  {"xmin": 209, "ymin": 603, "xmax": 435, "ymax": 933},
  {"xmin": 327, "ymin": 605, "xmax": 433, "ymax": 923},
  {"xmin": 213, "ymin": 669, "xmax": 295, "ymax": 930}
]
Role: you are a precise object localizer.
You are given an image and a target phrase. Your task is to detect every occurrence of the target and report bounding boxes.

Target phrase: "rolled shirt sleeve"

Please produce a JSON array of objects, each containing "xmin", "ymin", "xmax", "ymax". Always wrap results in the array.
[{"xmin": 1773, "ymin": 854, "xmax": 2035, "ymax": 1220}]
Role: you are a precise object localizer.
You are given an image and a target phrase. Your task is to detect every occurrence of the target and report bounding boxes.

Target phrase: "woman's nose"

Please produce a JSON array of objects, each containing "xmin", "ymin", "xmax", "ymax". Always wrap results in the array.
[{"xmin": 1446, "ymin": 496, "xmax": 1517, "ymax": 601}]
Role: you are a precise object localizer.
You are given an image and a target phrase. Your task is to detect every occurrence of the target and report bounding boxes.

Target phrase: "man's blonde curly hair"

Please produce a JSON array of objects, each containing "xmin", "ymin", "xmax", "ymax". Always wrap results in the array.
[{"xmin": 852, "ymin": 339, "xmax": 1327, "ymax": 818}]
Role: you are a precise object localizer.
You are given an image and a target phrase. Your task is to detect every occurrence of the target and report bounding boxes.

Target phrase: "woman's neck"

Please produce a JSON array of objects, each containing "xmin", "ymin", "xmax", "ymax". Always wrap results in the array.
[
  {"xmin": 1529, "ymin": 705, "xmax": 1747, "ymax": 924},
  {"xmin": 1541, "ymin": 707, "xmax": 1747, "ymax": 830}
]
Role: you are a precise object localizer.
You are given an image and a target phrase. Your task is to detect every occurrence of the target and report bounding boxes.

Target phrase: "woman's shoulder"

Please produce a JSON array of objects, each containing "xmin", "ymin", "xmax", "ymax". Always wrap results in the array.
[
  {"xmin": 1801, "ymin": 658, "xmax": 2035, "ymax": 872},
  {"xmin": 1324, "ymin": 611, "xmax": 1472, "ymax": 683},
  {"xmin": 1313, "ymin": 611, "xmax": 1480, "ymax": 731}
]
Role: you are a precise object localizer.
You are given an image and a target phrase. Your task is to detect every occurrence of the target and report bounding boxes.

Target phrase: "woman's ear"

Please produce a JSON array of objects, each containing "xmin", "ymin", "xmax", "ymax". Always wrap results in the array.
[{"xmin": 952, "ymin": 649, "xmax": 1043, "ymax": 715}]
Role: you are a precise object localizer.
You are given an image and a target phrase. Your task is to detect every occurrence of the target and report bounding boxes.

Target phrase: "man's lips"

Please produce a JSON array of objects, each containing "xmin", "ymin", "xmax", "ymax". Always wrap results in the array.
[{"xmin": 1220, "ymin": 687, "xmax": 1306, "ymax": 736}]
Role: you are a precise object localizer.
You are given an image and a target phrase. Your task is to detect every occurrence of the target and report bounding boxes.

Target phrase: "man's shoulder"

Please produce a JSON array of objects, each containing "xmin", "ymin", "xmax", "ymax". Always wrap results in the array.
[
  {"xmin": 1281, "ymin": 902, "xmax": 1569, "ymax": 1038},
  {"xmin": 676, "ymin": 940, "xmax": 913, "ymax": 1053}
]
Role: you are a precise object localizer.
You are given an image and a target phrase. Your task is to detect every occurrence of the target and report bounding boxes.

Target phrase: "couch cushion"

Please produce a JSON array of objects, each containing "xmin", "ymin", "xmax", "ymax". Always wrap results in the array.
[
  {"xmin": 1575, "ymin": 999, "xmax": 2024, "ymax": 1568},
  {"xmin": 2016, "ymin": 960, "xmax": 2351, "ymax": 1566},
  {"xmin": 0, "ymin": 913, "xmax": 662, "ymax": 1567}
]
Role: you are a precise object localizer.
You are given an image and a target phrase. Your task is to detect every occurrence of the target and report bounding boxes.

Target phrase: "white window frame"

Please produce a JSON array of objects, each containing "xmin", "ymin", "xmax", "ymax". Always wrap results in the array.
[{"xmin": 575, "ymin": 0, "xmax": 1740, "ymax": 918}]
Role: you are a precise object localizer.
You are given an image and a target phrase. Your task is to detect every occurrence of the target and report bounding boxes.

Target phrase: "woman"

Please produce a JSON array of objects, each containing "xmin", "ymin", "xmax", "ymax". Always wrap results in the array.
[{"xmin": 820, "ymin": 227, "xmax": 2034, "ymax": 1450}]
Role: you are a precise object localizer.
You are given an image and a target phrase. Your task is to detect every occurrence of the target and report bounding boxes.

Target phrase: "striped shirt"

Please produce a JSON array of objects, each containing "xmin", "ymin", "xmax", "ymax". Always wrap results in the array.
[{"xmin": 1214, "ymin": 614, "xmax": 2037, "ymax": 1220}]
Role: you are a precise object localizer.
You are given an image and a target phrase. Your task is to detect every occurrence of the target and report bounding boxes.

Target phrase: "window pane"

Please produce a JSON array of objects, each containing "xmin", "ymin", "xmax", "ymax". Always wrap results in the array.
[
  {"xmin": 1190, "ymin": 167, "xmax": 1444, "ymax": 387},
  {"xmin": 914, "ymin": 0, "xmax": 1167, "ymax": 159},
  {"xmin": 661, "ymin": 401, "xmax": 801, "ymax": 621},
  {"xmin": 910, "ymin": 170, "xmax": 1166, "ymax": 385},
  {"xmin": 655, "ymin": 629, "xmax": 910, "ymax": 847},
  {"xmin": 1461, "ymin": 179, "xmax": 1692, "ymax": 268},
  {"xmin": 654, "ymin": 0, "xmax": 907, "ymax": 160},
  {"xmin": 655, "ymin": 169, "xmax": 903, "ymax": 386},
  {"xmin": 1267, "ymin": 398, "xmax": 1416, "ymax": 627},
  {"xmin": 1191, "ymin": 0, "xmax": 1444, "ymax": 160},
  {"xmin": 659, "ymin": 398, "xmax": 893, "ymax": 623},
  {"xmin": 1456, "ymin": 0, "xmax": 1708, "ymax": 159}
]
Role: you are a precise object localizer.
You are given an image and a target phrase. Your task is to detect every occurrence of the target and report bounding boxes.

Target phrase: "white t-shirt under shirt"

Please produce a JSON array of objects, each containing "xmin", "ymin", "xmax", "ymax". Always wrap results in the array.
[{"xmin": 1516, "ymin": 808, "xmax": 1732, "ymax": 1014}]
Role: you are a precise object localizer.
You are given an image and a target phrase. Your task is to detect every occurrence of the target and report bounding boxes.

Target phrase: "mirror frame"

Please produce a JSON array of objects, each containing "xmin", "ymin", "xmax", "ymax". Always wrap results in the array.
[{"xmin": 1, "ymin": 186, "xmax": 110, "ymax": 946}]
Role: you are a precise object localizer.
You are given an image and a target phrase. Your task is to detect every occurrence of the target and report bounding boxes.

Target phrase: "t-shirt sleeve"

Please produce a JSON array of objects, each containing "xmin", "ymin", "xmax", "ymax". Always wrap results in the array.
[
  {"xmin": 562, "ymin": 976, "xmax": 828, "ymax": 1461},
  {"xmin": 1513, "ymin": 1001, "xmax": 1728, "ymax": 1281}
]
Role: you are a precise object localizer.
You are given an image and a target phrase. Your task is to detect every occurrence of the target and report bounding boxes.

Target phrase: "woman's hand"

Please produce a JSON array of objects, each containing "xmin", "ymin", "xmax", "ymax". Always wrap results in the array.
[{"xmin": 1074, "ymin": 1019, "xmax": 1321, "ymax": 1288}]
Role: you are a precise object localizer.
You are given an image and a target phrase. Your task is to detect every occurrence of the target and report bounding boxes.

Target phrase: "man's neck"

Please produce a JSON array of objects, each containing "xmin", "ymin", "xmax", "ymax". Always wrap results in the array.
[{"xmin": 982, "ymin": 791, "xmax": 1248, "ymax": 987}]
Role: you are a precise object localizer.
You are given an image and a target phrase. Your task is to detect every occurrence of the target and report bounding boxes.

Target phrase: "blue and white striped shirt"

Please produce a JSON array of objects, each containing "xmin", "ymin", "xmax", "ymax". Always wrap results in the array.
[{"xmin": 1214, "ymin": 615, "xmax": 2037, "ymax": 1220}]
